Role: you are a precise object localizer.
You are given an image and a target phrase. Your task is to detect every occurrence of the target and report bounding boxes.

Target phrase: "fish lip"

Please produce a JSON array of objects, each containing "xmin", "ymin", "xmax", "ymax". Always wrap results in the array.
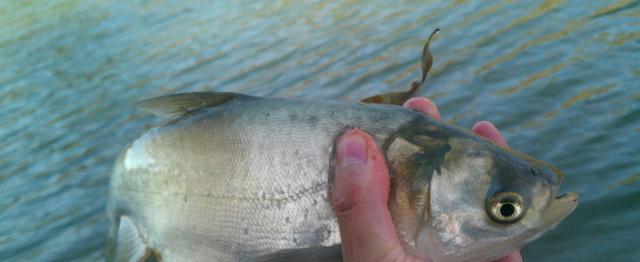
[
  {"xmin": 542, "ymin": 192, "xmax": 578, "ymax": 227},
  {"xmin": 555, "ymin": 192, "xmax": 579, "ymax": 202}
]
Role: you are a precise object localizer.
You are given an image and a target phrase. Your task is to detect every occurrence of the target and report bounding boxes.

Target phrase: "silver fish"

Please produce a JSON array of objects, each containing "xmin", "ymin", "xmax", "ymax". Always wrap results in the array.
[{"xmin": 106, "ymin": 30, "xmax": 577, "ymax": 262}]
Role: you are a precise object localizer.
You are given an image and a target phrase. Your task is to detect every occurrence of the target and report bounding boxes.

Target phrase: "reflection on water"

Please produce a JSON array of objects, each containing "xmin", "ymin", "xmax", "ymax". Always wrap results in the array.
[{"xmin": 1, "ymin": 0, "xmax": 638, "ymax": 261}]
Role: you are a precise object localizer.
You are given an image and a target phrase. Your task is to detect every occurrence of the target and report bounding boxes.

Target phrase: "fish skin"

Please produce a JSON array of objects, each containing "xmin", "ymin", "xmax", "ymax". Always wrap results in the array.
[
  {"xmin": 107, "ymin": 96, "xmax": 417, "ymax": 261},
  {"xmin": 107, "ymin": 93, "xmax": 576, "ymax": 261}
]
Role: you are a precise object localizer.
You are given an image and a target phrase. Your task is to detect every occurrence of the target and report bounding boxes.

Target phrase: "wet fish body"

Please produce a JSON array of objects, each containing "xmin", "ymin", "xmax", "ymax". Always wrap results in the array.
[
  {"xmin": 107, "ymin": 30, "xmax": 577, "ymax": 261},
  {"xmin": 108, "ymin": 96, "xmax": 415, "ymax": 261},
  {"xmin": 107, "ymin": 93, "xmax": 576, "ymax": 261}
]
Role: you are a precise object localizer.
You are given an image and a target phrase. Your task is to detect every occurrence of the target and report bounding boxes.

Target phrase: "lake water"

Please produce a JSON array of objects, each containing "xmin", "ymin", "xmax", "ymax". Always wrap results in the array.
[{"xmin": 1, "ymin": 0, "xmax": 638, "ymax": 261}]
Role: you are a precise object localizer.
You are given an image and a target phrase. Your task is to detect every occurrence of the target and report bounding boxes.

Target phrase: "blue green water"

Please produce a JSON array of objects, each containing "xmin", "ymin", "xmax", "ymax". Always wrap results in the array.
[{"xmin": 1, "ymin": 0, "xmax": 638, "ymax": 261}]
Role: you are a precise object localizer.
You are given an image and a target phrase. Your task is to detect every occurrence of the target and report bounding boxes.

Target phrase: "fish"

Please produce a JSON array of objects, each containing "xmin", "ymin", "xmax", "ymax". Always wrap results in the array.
[{"xmin": 106, "ymin": 29, "xmax": 578, "ymax": 262}]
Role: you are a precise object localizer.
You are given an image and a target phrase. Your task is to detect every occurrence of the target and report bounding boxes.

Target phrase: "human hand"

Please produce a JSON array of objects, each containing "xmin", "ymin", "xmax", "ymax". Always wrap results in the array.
[{"xmin": 331, "ymin": 97, "xmax": 523, "ymax": 262}]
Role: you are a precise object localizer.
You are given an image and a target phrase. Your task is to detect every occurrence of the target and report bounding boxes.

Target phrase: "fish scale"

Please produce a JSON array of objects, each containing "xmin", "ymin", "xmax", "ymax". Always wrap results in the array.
[{"xmin": 107, "ymin": 97, "xmax": 417, "ymax": 261}]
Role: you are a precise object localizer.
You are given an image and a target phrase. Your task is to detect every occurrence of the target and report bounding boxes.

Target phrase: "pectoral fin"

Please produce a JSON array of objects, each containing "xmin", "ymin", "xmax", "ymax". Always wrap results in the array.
[
  {"xmin": 360, "ymin": 29, "xmax": 439, "ymax": 105},
  {"xmin": 252, "ymin": 245, "xmax": 342, "ymax": 262},
  {"xmin": 137, "ymin": 91, "xmax": 251, "ymax": 118},
  {"xmin": 360, "ymin": 81, "xmax": 421, "ymax": 105},
  {"xmin": 110, "ymin": 216, "xmax": 160, "ymax": 262}
]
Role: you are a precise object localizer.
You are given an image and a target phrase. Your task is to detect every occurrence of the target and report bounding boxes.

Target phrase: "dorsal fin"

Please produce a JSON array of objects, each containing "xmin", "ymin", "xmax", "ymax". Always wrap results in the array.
[
  {"xmin": 137, "ymin": 91, "xmax": 249, "ymax": 118},
  {"xmin": 360, "ymin": 29, "xmax": 439, "ymax": 105}
]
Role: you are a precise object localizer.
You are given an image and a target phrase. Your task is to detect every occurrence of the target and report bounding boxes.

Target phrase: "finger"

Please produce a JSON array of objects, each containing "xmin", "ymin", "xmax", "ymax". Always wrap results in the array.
[
  {"xmin": 403, "ymin": 97, "xmax": 441, "ymax": 120},
  {"xmin": 493, "ymin": 251, "xmax": 523, "ymax": 262},
  {"xmin": 332, "ymin": 129, "xmax": 406, "ymax": 261},
  {"xmin": 472, "ymin": 120, "xmax": 509, "ymax": 148}
]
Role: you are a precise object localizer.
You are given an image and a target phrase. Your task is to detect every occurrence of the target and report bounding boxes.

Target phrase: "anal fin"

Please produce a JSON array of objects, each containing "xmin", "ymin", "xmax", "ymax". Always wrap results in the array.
[{"xmin": 252, "ymin": 245, "xmax": 343, "ymax": 262}]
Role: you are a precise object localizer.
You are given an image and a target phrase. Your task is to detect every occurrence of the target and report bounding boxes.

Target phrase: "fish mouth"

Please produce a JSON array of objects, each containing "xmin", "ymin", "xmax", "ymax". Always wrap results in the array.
[
  {"xmin": 555, "ymin": 192, "xmax": 579, "ymax": 202},
  {"xmin": 541, "ymin": 192, "xmax": 579, "ymax": 227}
]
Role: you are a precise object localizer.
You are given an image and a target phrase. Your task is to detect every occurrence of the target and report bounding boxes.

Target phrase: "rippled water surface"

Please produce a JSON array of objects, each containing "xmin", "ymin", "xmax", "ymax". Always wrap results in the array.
[{"xmin": 1, "ymin": 0, "xmax": 639, "ymax": 261}]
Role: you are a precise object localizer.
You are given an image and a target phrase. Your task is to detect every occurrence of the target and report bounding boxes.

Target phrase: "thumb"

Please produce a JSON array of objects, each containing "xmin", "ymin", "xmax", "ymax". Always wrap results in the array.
[{"xmin": 332, "ymin": 129, "xmax": 406, "ymax": 261}]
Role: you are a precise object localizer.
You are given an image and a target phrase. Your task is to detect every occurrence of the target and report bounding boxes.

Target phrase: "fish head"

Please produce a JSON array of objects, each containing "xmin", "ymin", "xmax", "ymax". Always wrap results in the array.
[{"xmin": 385, "ymin": 121, "xmax": 577, "ymax": 261}]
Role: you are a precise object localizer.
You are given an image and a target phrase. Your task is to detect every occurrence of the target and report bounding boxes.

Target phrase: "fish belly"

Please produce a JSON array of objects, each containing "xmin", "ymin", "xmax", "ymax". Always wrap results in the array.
[{"xmin": 107, "ymin": 97, "xmax": 415, "ymax": 261}]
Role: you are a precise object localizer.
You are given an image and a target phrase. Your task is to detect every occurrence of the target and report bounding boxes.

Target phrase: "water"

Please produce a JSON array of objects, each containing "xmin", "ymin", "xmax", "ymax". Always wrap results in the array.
[{"xmin": 1, "ymin": 0, "xmax": 638, "ymax": 261}]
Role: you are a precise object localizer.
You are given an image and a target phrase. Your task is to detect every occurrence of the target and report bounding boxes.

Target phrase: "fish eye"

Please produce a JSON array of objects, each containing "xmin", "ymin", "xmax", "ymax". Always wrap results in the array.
[{"xmin": 487, "ymin": 192, "xmax": 525, "ymax": 223}]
